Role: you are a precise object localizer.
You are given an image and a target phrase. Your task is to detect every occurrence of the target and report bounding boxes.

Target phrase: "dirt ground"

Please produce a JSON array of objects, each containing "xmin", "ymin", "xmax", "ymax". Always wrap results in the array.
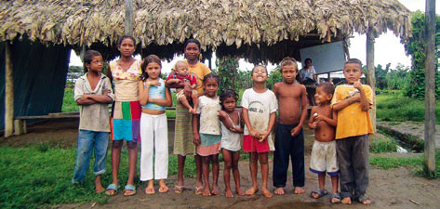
[{"xmin": 1, "ymin": 119, "xmax": 440, "ymax": 209}]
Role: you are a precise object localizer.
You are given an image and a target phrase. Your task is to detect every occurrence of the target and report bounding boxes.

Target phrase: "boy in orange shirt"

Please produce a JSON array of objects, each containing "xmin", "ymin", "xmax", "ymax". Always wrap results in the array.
[{"xmin": 332, "ymin": 58, "xmax": 374, "ymax": 205}]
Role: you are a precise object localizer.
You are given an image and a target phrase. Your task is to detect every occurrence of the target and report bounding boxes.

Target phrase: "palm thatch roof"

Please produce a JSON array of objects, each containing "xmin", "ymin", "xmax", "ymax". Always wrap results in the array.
[{"xmin": 0, "ymin": 0, "xmax": 411, "ymax": 63}]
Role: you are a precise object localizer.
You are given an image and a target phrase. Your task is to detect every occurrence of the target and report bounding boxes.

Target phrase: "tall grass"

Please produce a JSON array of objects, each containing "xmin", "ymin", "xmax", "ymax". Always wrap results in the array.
[{"xmin": 0, "ymin": 145, "xmax": 196, "ymax": 209}]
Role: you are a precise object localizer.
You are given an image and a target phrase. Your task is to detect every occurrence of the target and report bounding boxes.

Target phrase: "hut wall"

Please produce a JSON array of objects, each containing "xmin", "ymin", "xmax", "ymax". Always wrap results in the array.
[{"xmin": 0, "ymin": 38, "xmax": 70, "ymax": 129}]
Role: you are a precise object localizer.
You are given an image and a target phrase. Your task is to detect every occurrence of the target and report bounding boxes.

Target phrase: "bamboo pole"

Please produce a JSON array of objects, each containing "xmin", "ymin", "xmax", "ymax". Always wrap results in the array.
[
  {"xmin": 4, "ymin": 42, "xmax": 14, "ymax": 137},
  {"xmin": 366, "ymin": 28, "xmax": 376, "ymax": 132},
  {"xmin": 125, "ymin": 0, "xmax": 133, "ymax": 36},
  {"xmin": 424, "ymin": 0, "xmax": 436, "ymax": 173}
]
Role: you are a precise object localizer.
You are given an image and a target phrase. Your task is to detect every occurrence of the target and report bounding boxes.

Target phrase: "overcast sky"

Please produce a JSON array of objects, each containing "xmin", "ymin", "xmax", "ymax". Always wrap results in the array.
[{"xmin": 70, "ymin": 0, "xmax": 436, "ymax": 73}]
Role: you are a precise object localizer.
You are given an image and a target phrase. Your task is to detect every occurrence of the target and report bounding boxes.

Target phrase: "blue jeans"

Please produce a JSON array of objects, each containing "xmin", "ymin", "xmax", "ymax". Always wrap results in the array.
[{"xmin": 72, "ymin": 130, "xmax": 109, "ymax": 183}]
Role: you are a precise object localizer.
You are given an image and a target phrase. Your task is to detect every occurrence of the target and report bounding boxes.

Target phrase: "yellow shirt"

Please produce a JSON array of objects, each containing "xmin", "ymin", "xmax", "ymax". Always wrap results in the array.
[
  {"xmin": 186, "ymin": 61, "xmax": 211, "ymax": 96},
  {"xmin": 331, "ymin": 84, "xmax": 374, "ymax": 139}
]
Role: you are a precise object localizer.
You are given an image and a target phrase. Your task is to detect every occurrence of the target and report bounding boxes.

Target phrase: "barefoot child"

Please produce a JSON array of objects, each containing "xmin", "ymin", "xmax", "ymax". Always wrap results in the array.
[
  {"xmin": 332, "ymin": 58, "xmax": 374, "ymax": 205},
  {"xmin": 72, "ymin": 50, "xmax": 114, "ymax": 193},
  {"xmin": 272, "ymin": 57, "xmax": 307, "ymax": 195},
  {"xmin": 308, "ymin": 82, "xmax": 341, "ymax": 203},
  {"xmin": 242, "ymin": 65, "xmax": 277, "ymax": 198},
  {"xmin": 139, "ymin": 55, "xmax": 172, "ymax": 194},
  {"xmin": 218, "ymin": 89, "xmax": 245, "ymax": 198},
  {"xmin": 166, "ymin": 61, "xmax": 199, "ymax": 113},
  {"xmin": 193, "ymin": 74, "xmax": 222, "ymax": 196}
]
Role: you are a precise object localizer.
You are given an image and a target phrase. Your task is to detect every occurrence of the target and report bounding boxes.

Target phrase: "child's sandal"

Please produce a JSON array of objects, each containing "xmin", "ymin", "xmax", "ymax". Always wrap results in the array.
[
  {"xmin": 123, "ymin": 184, "xmax": 136, "ymax": 196},
  {"xmin": 310, "ymin": 189, "xmax": 328, "ymax": 199},
  {"xmin": 105, "ymin": 184, "xmax": 119, "ymax": 196}
]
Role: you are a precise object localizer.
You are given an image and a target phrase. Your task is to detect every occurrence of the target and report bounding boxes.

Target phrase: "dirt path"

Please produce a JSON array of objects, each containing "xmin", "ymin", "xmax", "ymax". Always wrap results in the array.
[
  {"xmin": 61, "ymin": 154, "xmax": 440, "ymax": 209},
  {"xmin": 2, "ymin": 120, "xmax": 440, "ymax": 208}
]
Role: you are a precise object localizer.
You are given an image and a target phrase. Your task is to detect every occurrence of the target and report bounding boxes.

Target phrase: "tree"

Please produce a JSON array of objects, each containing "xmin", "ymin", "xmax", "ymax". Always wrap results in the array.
[
  {"xmin": 216, "ymin": 55, "xmax": 239, "ymax": 92},
  {"xmin": 402, "ymin": 11, "xmax": 440, "ymax": 98}
]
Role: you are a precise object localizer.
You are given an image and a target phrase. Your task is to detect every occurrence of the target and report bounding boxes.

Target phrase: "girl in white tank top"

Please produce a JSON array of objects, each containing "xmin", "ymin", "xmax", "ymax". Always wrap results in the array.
[{"xmin": 218, "ymin": 89, "xmax": 245, "ymax": 197}]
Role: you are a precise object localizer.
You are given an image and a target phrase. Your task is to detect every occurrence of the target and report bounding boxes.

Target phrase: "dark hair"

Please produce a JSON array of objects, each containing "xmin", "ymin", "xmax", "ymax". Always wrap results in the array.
[
  {"xmin": 251, "ymin": 65, "xmax": 268, "ymax": 76},
  {"xmin": 203, "ymin": 73, "xmax": 219, "ymax": 84},
  {"xmin": 304, "ymin": 58, "xmax": 312, "ymax": 66},
  {"xmin": 117, "ymin": 35, "xmax": 136, "ymax": 47},
  {"xmin": 280, "ymin": 57, "xmax": 298, "ymax": 73},
  {"xmin": 84, "ymin": 50, "xmax": 101, "ymax": 64},
  {"xmin": 219, "ymin": 89, "xmax": 238, "ymax": 110},
  {"xmin": 141, "ymin": 54, "xmax": 162, "ymax": 81},
  {"xmin": 345, "ymin": 58, "xmax": 362, "ymax": 68},
  {"xmin": 184, "ymin": 39, "xmax": 201, "ymax": 51},
  {"xmin": 317, "ymin": 82, "xmax": 335, "ymax": 95}
]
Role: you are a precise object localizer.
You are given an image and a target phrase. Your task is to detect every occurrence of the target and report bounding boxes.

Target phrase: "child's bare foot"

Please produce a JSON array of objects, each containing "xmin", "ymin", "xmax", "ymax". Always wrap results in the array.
[
  {"xmin": 94, "ymin": 176, "xmax": 105, "ymax": 193},
  {"xmin": 236, "ymin": 187, "xmax": 245, "ymax": 196},
  {"xmin": 225, "ymin": 189, "xmax": 234, "ymax": 198},
  {"xmin": 95, "ymin": 184, "xmax": 105, "ymax": 193},
  {"xmin": 262, "ymin": 188, "xmax": 273, "ymax": 199},
  {"xmin": 294, "ymin": 187, "xmax": 305, "ymax": 194},
  {"xmin": 245, "ymin": 186, "xmax": 258, "ymax": 195},
  {"xmin": 357, "ymin": 195, "xmax": 371, "ymax": 205},
  {"xmin": 274, "ymin": 187, "xmax": 285, "ymax": 195},
  {"xmin": 211, "ymin": 185, "xmax": 220, "ymax": 195},
  {"xmin": 342, "ymin": 197, "xmax": 352, "ymax": 204},
  {"xmin": 202, "ymin": 186, "xmax": 211, "ymax": 196}
]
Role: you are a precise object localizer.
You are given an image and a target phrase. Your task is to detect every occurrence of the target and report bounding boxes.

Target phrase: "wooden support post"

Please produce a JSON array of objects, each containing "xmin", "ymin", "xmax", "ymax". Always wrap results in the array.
[
  {"xmin": 366, "ymin": 28, "xmax": 376, "ymax": 133},
  {"xmin": 4, "ymin": 42, "xmax": 14, "ymax": 137},
  {"xmin": 424, "ymin": 0, "xmax": 436, "ymax": 173},
  {"xmin": 125, "ymin": 0, "xmax": 134, "ymax": 36},
  {"xmin": 14, "ymin": 119, "xmax": 23, "ymax": 135}
]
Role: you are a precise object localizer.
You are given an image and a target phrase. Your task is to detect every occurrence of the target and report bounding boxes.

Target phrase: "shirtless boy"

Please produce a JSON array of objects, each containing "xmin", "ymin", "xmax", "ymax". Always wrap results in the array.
[
  {"xmin": 273, "ymin": 57, "xmax": 307, "ymax": 195},
  {"xmin": 166, "ymin": 60, "xmax": 199, "ymax": 113},
  {"xmin": 308, "ymin": 82, "xmax": 341, "ymax": 203}
]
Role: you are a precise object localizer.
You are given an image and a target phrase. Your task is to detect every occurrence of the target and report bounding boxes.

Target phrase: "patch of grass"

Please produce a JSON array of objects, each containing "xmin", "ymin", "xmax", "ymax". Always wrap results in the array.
[
  {"xmin": 62, "ymin": 88, "xmax": 79, "ymax": 112},
  {"xmin": 370, "ymin": 138, "xmax": 398, "ymax": 153},
  {"xmin": 370, "ymin": 152, "xmax": 440, "ymax": 179},
  {"xmin": 0, "ymin": 145, "xmax": 197, "ymax": 208},
  {"xmin": 376, "ymin": 92, "xmax": 440, "ymax": 124},
  {"xmin": 370, "ymin": 157, "xmax": 422, "ymax": 169}
]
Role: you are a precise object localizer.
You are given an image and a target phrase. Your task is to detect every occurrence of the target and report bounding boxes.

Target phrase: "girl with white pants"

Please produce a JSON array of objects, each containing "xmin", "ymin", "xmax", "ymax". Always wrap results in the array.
[{"xmin": 138, "ymin": 55, "xmax": 172, "ymax": 194}]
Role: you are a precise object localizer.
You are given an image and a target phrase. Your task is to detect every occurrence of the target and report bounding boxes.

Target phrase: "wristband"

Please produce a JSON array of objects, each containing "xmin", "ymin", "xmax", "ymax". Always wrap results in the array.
[{"xmin": 347, "ymin": 97, "xmax": 351, "ymax": 104}]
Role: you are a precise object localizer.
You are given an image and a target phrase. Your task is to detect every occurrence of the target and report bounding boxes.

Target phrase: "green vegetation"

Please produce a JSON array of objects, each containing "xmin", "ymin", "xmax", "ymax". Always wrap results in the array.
[
  {"xmin": 0, "ymin": 145, "xmax": 197, "ymax": 209},
  {"xmin": 370, "ymin": 152, "xmax": 440, "ymax": 179},
  {"xmin": 376, "ymin": 92, "xmax": 440, "ymax": 124},
  {"xmin": 401, "ymin": 11, "xmax": 440, "ymax": 98},
  {"xmin": 370, "ymin": 138, "xmax": 398, "ymax": 153},
  {"xmin": 62, "ymin": 88, "xmax": 79, "ymax": 112}
]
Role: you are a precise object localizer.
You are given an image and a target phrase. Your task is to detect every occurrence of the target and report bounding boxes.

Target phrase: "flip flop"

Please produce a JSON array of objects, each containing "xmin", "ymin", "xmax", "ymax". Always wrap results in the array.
[
  {"xmin": 123, "ymin": 184, "xmax": 136, "ymax": 196},
  {"xmin": 195, "ymin": 186, "xmax": 203, "ymax": 195},
  {"xmin": 174, "ymin": 185, "xmax": 184, "ymax": 193},
  {"xmin": 159, "ymin": 185, "xmax": 169, "ymax": 193},
  {"xmin": 330, "ymin": 193, "xmax": 342, "ymax": 204},
  {"xmin": 145, "ymin": 186, "xmax": 155, "ymax": 195},
  {"xmin": 310, "ymin": 189, "xmax": 328, "ymax": 199},
  {"xmin": 105, "ymin": 184, "xmax": 119, "ymax": 196}
]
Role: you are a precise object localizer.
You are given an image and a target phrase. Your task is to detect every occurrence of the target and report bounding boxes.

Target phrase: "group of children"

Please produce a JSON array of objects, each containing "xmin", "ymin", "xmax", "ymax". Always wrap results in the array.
[{"xmin": 72, "ymin": 36, "xmax": 373, "ymax": 205}]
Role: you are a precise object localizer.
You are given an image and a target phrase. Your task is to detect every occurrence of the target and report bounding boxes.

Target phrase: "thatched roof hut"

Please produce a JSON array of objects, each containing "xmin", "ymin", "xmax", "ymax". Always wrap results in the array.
[
  {"xmin": 0, "ymin": 0, "xmax": 411, "ymax": 134},
  {"xmin": 1, "ymin": 0, "xmax": 411, "ymax": 63}
]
